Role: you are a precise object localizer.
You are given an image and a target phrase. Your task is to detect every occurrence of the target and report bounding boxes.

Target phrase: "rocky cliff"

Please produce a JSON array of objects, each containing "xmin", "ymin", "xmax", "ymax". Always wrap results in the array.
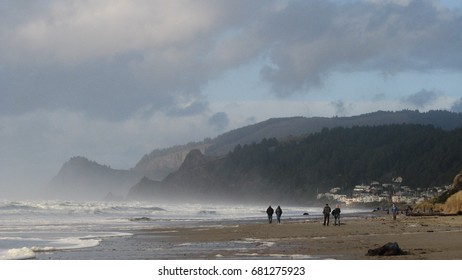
[
  {"xmin": 49, "ymin": 110, "xmax": 462, "ymax": 200},
  {"xmin": 132, "ymin": 143, "xmax": 209, "ymax": 180},
  {"xmin": 128, "ymin": 147, "xmax": 299, "ymax": 203},
  {"xmin": 415, "ymin": 170, "xmax": 462, "ymax": 214},
  {"xmin": 126, "ymin": 176, "xmax": 164, "ymax": 200},
  {"xmin": 48, "ymin": 156, "xmax": 139, "ymax": 200},
  {"xmin": 127, "ymin": 150, "xmax": 228, "ymax": 202}
]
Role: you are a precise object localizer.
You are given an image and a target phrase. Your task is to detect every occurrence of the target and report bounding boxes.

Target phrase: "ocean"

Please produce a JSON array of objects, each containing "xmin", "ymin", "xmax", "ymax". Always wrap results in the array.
[{"xmin": 0, "ymin": 199, "xmax": 365, "ymax": 260}]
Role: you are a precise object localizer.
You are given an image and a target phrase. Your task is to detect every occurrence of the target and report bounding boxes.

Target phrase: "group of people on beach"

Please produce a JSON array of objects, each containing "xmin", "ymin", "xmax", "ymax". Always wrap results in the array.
[
  {"xmin": 267, "ymin": 202, "xmax": 401, "ymax": 225},
  {"xmin": 266, "ymin": 205, "xmax": 283, "ymax": 224},
  {"xmin": 325, "ymin": 203, "xmax": 400, "ymax": 225},
  {"xmin": 323, "ymin": 204, "xmax": 341, "ymax": 226},
  {"xmin": 266, "ymin": 204, "xmax": 342, "ymax": 226}
]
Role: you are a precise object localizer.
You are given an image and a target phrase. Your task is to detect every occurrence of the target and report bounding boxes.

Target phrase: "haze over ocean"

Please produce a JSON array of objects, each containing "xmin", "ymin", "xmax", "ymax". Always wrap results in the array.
[
  {"xmin": 1, "ymin": 2, "xmax": 462, "ymax": 276},
  {"xmin": 1, "ymin": 200, "xmax": 366, "ymax": 260}
]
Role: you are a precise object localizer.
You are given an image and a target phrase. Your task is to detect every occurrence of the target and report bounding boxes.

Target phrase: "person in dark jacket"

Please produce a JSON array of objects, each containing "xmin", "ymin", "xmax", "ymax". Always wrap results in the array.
[
  {"xmin": 275, "ymin": 206, "xmax": 283, "ymax": 223},
  {"xmin": 266, "ymin": 205, "xmax": 274, "ymax": 224},
  {"xmin": 323, "ymin": 204, "xmax": 331, "ymax": 226},
  {"xmin": 332, "ymin": 205, "xmax": 341, "ymax": 226},
  {"xmin": 391, "ymin": 203, "xmax": 399, "ymax": 220}
]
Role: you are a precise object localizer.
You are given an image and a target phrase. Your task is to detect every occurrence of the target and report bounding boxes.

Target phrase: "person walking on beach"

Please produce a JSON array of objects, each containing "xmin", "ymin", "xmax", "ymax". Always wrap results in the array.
[
  {"xmin": 266, "ymin": 205, "xmax": 274, "ymax": 224},
  {"xmin": 391, "ymin": 203, "xmax": 399, "ymax": 220},
  {"xmin": 323, "ymin": 204, "xmax": 331, "ymax": 226},
  {"xmin": 332, "ymin": 205, "xmax": 341, "ymax": 226},
  {"xmin": 275, "ymin": 206, "xmax": 283, "ymax": 224}
]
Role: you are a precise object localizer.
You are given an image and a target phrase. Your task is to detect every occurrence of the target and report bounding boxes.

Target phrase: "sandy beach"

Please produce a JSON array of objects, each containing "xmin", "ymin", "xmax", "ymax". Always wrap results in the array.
[
  {"xmin": 38, "ymin": 213, "xmax": 462, "ymax": 260},
  {"xmin": 142, "ymin": 214, "xmax": 462, "ymax": 260}
]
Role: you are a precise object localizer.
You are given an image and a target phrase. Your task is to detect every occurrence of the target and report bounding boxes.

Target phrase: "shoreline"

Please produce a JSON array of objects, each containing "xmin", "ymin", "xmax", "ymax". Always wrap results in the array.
[{"xmin": 37, "ymin": 213, "xmax": 462, "ymax": 260}]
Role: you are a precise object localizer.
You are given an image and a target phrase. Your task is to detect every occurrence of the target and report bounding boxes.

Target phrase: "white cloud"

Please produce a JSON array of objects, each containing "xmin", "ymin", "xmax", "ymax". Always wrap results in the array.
[{"xmin": 6, "ymin": 1, "xmax": 218, "ymax": 63}]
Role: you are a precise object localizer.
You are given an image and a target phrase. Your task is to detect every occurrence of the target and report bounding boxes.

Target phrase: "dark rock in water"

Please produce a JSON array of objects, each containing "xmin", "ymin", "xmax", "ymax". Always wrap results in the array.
[
  {"xmin": 303, "ymin": 213, "xmax": 309, "ymax": 215},
  {"xmin": 366, "ymin": 242, "xmax": 407, "ymax": 256},
  {"xmin": 129, "ymin": 217, "xmax": 153, "ymax": 222}
]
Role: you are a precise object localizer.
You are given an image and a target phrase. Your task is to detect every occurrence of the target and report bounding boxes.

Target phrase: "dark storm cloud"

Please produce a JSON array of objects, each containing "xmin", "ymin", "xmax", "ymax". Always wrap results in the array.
[
  {"xmin": 208, "ymin": 112, "xmax": 230, "ymax": 131},
  {"xmin": 0, "ymin": 0, "xmax": 266, "ymax": 120},
  {"xmin": 1, "ymin": 0, "xmax": 461, "ymax": 119},
  {"xmin": 403, "ymin": 89, "xmax": 438, "ymax": 108},
  {"xmin": 253, "ymin": 0, "xmax": 462, "ymax": 94}
]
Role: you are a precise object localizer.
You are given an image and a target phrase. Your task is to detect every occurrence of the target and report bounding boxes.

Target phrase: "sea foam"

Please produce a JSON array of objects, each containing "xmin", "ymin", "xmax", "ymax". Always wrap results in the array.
[{"xmin": 0, "ymin": 247, "xmax": 36, "ymax": 260}]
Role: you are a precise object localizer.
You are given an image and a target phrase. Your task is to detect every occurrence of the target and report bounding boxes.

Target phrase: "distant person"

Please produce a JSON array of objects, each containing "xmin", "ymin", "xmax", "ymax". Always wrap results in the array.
[
  {"xmin": 323, "ymin": 204, "xmax": 331, "ymax": 226},
  {"xmin": 275, "ymin": 206, "xmax": 283, "ymax": 223},
  {"xmin": 266, "ymin": 205, "xmax": 274, "ymax": 224},
  {"xmin": 332, "ymin": 205, "xmax": 341, "ymax": 226},
  {"xmin": 405, "ymin": 205, "xmax": 413, "ymax": 216},
  {"xmin": 391, "ymin": 203, "xmax": 399, "ymax": 220}
]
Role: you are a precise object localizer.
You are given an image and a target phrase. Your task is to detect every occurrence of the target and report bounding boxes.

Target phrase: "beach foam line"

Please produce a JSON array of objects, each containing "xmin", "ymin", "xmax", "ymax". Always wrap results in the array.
[
  {"xmin": 241, "ymin": 238, "xmax": 275, "ymax": 247},
  {"xmin": 0, "ymin": 232, "xmax": 133, "ymax": 260},
  {"xmin": 312, "ymin": 236, "xmax": 327, "ymax": 240},
  {"xmin": 268, "ymin": 253, "xmax": 318, "ymax": 259},
  {"xmin": 0, "ymin": 247, "xmax": 36, "ymax": 260}
]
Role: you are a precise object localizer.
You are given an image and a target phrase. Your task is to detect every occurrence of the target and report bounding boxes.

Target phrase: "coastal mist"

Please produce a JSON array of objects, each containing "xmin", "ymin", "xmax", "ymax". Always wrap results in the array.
[{"xmin": 0, "ymin": 198, "xmax": 366, "ymax": 260}]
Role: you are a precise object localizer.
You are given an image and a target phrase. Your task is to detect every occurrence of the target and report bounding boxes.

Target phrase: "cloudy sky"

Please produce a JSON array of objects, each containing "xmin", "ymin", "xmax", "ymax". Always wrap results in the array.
[{"xmin": 1, "ymin": 0, "xmax": 461, "ymax": 197}]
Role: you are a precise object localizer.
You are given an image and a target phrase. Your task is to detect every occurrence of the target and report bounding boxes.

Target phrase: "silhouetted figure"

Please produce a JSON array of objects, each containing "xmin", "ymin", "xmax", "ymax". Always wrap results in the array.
[
  {"xmin": 332, "ymin": 205, "xmax": 341, "ymax": 226},
  {"xmin": 275, "ymin": 206, "xmax": 283, "ymax": 223},
  {"xmin": 323, "ymin": 204, "xmax": 331, "ymax": 226},
  {"xmin": 405, "ymin": 206, "xmax": 412, "ymax": 216},
  {"xmin": 266, "ymin": 205, "xmax": 274, "ymax": 224},
  {"xmin": 391, "ymin": 203, "xmax": 399, "ymax": 220}
]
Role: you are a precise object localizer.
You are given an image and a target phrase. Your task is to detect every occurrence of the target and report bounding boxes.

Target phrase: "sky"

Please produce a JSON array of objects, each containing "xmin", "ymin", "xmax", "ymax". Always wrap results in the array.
[{"xmin": 1, "ymin": 0, "xmax": 462, "ymax": 198}]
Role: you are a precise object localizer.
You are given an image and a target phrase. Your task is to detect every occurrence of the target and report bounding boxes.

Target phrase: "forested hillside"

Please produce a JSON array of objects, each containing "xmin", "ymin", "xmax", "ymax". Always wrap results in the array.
[
  {"xmin": 129, "ymin": 124, "xmax": 462, "ymax": 203},
  {"xmin": 50, "ymin": 110, "xmax": 462, "ymax": 201},
  {"xmin": 134, "ymin": 110, "xmax": 462, "ymax": 180},
  {"xmin": 223, "ymin": 124, "xmax": 462, "ymax": 195}
]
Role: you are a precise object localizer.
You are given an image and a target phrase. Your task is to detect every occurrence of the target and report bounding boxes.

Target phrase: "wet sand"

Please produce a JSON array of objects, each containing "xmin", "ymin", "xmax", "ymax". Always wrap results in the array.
[
  {"xmin": 140, "ymin": 214, "xmax": 462, "ymax": 259},
  {"xmin": 39, "ymin": 214, "xmax": 462, "ymax": 259}
]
